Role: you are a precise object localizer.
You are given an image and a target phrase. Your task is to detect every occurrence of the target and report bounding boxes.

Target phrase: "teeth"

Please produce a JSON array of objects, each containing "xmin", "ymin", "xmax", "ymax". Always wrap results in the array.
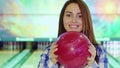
[{"xmin": 70, "ymin": 25, "xmax": 78, "ymax": 28}]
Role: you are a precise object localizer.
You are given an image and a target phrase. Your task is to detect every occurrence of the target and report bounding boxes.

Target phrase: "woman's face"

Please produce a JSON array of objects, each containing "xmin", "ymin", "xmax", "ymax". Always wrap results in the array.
[{"xmin": 63, "ymin": 3, "xmax": 83, "ymax": 32}]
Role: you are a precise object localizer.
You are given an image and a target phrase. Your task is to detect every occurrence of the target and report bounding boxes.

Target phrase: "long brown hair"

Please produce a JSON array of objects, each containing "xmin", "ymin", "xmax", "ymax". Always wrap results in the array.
[{"xmin": 58, "ymin": 0, "xmax": 99, "ymax": 63}]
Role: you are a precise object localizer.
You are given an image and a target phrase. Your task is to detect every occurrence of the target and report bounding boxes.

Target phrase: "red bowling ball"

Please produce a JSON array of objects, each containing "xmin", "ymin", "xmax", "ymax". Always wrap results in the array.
[{"xmin": 55, "ymin": 31, "xmax": 91, "ymax": 68}]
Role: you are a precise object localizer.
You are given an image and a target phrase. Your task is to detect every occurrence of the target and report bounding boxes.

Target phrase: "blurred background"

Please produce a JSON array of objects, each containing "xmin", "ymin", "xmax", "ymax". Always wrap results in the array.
[{"xmin": 0, "ymin": 0, "xmax": 120, "ymax": 68}]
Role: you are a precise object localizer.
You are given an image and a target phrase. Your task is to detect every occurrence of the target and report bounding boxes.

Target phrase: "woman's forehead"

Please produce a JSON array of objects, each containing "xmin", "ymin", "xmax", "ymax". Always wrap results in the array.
[{"xmin": 65, "ymin": 3, "xmax": 81, "ymax": 13}]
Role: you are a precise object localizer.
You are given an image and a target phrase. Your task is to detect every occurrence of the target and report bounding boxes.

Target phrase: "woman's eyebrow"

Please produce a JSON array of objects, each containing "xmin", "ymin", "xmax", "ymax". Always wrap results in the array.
[
  {"xmin": 65, "ymin": 11, "xmax": 82, "ymax": 14},
  {"xmin": 77, "ymin": 12, "xmax": 82, "ymax": 14},
  {"xmin": 65, "ymin": 11, "xmax": 72, "ymax": 13}
]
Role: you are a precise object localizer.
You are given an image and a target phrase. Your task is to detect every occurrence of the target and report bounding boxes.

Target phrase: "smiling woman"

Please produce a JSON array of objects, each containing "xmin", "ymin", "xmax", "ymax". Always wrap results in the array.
[{"xmin": 38, "ymin": 0, "xmax": 108, "ymax": 68}]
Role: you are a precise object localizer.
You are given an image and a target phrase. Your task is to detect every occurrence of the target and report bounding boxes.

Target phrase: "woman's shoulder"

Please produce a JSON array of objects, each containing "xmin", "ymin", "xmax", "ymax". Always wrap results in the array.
[
  {"xmin": 41, "ymin": 45, "xmax": 51, "ymax": 55},
  {"xmin": 44, "ymin": 45, "xmax": 51, "ymax": 50},
  {"xmin": 95, "ymin": 43, "xmax": 104, "ymax": 50},
  {"xmin": 95, "ymin": 44, "xmax": 107, "ymax": 56}
]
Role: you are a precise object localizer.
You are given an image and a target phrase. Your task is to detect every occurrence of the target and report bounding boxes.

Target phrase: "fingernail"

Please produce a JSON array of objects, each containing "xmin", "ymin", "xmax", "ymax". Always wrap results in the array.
[{"xmin": 56, "ymin": 48, "xmax": 58, "ymax": 51}]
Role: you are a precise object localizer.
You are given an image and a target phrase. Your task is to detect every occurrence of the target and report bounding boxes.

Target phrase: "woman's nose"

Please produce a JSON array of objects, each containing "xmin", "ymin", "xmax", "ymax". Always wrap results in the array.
[{"xmin": 72, "ymin": 16, "xmax": 77, "ymax": 23}]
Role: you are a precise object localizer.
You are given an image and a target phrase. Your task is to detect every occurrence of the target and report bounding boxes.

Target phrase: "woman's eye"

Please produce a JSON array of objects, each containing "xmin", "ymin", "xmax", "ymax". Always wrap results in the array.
[
  {"xmin": 66, "ymin": 14, "xmax": 71, "ymax": 17},
  {"xmin": 78, "ymin": 15, "xmax": 82, "ymax": 18}
]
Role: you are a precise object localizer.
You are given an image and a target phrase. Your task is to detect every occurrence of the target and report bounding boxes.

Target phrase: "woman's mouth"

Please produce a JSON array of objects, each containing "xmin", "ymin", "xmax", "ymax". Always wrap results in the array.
[{"xmin": 69, "ymin": 25, "xmax": 79, "ymax": 29}]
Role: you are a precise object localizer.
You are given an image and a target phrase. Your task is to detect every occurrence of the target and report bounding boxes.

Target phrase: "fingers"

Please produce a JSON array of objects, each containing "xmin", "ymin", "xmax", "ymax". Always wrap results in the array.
[
  {"xmin": 88, "ymin": 44, "xmax": 96, "ymax": 57},
  {"xmin": 87, "ymin": 57, "xmax": 94, "ymax": 65},
  {"xmin": 87, "ymin": 44, "xmax": 96, "ymax": 66},
  {"xmin": 50, "ymin": 42, "xmax": 58, "ymax": 54},
  {"xmin": 49, "ymin": 48, "xmax": 58, "ymax": 59},
  {"xmin": 49, "ymin": 42, "xmax": 58, "ymax": 64},
  {"xmin": 50, "ymin": 42, "xmax": 58, "ymax": 49}
]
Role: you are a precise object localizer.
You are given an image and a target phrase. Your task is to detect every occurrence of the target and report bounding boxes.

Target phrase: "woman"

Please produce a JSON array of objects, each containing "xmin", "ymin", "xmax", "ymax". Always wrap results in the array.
[{"xmin": 38, "ymin": 0, "xmax": 108, "ymax": 68}]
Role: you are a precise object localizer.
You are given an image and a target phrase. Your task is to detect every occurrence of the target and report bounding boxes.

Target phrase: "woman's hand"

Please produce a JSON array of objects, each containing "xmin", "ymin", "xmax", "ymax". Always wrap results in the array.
[
  {"xmin": 87, "ymin": 44, "xmax": 96, "ymax": 67},
  {"xmin": 49, "ymin": 42, "xmax": 58, "ymax": 64}
]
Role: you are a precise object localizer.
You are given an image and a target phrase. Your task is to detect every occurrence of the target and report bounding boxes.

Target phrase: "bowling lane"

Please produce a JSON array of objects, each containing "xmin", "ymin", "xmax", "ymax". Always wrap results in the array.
[
  {"xmin": 21, "ymin": 50, "xmax": 43, "ymax": 68},
  {"xmin": 116, "ymin": 56, "xmax": 120, "ymax": 62},
  {"xmin": 108, "ymin": 53, "xmax": 120, "ymax": 68},
  {"xmin": 0, "ymin": 50, "xmax": 19, "ymax": 67}
]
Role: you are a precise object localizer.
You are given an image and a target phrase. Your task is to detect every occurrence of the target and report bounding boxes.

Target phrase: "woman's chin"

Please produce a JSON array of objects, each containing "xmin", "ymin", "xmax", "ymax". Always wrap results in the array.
[{"xmin": 68, "ymin": 29, "xmax": 80, "ymax": 32}]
